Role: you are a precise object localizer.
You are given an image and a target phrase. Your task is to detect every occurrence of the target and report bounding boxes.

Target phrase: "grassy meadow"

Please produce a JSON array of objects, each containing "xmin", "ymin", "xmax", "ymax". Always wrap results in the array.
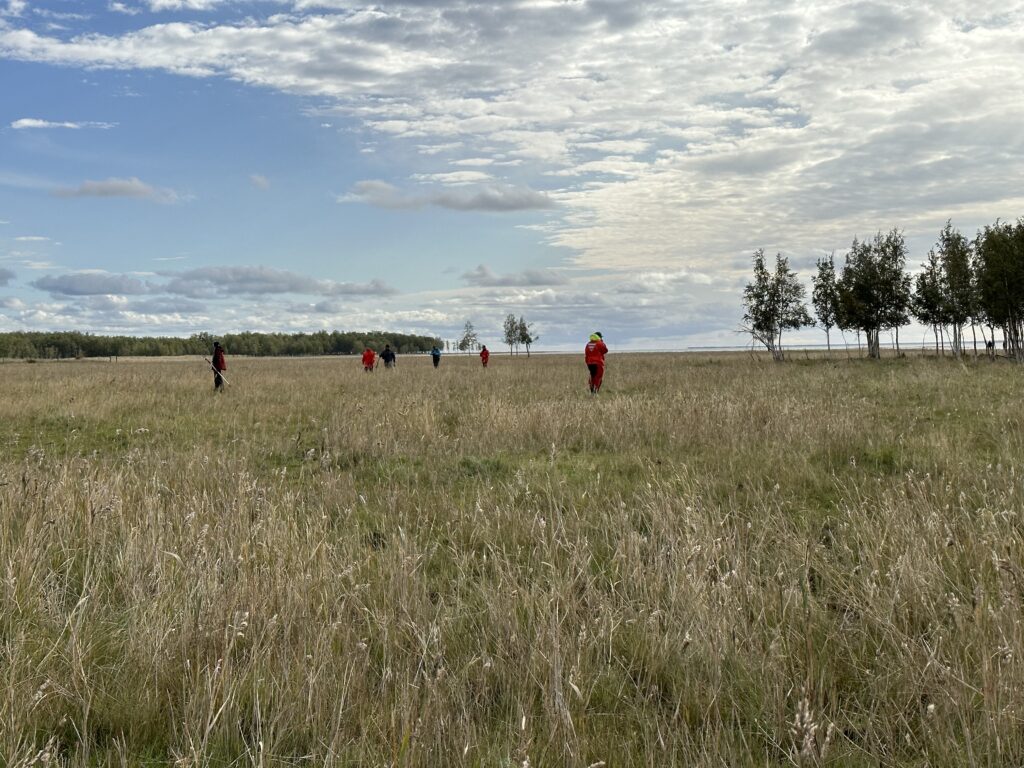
[{"xmin": 0, "ymin": 351, "xmax": 1022, "ymax": 766}]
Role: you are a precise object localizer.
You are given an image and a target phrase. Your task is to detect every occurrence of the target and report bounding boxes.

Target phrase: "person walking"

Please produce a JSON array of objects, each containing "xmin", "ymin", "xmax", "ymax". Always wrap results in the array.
[
  {"xmin": 380, "ymin": 344, "xmax": 397, "ymax": 369},
  {"xmin": 211, "ymin": 341, "xmax": 227, "ymax": 391},
  {"xmin": 584, "ymin": 332, "xmax": 607, "ymax": 394},
  {"xmin": 479, "ymin": 345, "xmax": 490, "ymax": 368},
  {"xmin": 361, "ymin": 347, "xmax": 377, "ymax": 372},
  {"xmin": 430, "ymin": 345, "xmax": 442, "ymax": 369}
]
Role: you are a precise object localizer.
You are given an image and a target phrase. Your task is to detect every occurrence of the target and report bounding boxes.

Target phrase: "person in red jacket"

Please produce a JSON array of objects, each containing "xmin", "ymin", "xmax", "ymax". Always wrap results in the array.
[
  {"xmin": 480, "ymin": 345, "xmax": 490, "ymax": 368},
  {"xmin": 211, "ymin": 341, "xmax": 227, "ymax": 391},
  {"xmin": 361, "ymin": 347, "xmax": 376, "ymax": 372},
  {"xmin": 584, "ymin": 332, "xmax": 607, "ymax": 394}
]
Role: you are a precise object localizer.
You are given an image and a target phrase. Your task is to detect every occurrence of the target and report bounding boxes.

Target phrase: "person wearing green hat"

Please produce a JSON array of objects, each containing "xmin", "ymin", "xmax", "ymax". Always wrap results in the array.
[{"xmin": 584, "ymin": 331, "xmax": 608, "ymax": 394}]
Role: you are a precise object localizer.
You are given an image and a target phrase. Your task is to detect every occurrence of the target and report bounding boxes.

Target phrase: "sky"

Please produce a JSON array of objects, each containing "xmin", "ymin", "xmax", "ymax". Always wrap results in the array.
[{"xmin": 1, "ymin": 0, "xmax": 1023, "ymax": 350}]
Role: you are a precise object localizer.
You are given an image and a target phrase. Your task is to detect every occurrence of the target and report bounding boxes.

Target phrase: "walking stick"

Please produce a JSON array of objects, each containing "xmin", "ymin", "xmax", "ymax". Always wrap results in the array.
[{"xmin": 204, "ymin": 358, "xmax": 229, "ymax": 385}]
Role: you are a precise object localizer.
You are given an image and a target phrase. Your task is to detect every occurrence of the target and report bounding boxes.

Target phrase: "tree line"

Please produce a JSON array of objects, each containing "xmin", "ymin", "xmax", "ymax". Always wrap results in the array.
[
  {"xmin": 742, "ymin": 218, "xmax": 1024, "ymax": 361},
  {"xmin": 0, "ymin": 330, "xmax": 442, "ymax": 361}
]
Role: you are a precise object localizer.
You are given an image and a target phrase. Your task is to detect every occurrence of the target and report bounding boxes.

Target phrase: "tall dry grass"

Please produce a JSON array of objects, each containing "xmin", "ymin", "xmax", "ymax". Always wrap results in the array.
[{"xmin": 0, "ymin": 352, "xmax": 1022, "ymax": 766}]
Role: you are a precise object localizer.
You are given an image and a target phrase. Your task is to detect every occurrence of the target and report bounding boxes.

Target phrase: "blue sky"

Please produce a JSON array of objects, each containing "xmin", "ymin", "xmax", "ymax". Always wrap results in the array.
[{"xmin": 2, "ymin": 0, "xmax": 1023, "ymax": 350}]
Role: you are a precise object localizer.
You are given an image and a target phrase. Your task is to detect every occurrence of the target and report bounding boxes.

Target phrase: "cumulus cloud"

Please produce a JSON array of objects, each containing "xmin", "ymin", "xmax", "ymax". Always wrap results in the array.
[
  {"xmin": 2, "ymin": 1, "xmax": 1023, "ymax": 343},
  {"xmin": 0, "ymin": 267, "xmax": 15, "ymax": 286},
  {"xmin": 31, "ymin": 271, "xmax": 150, "ymax": 296},
  {"xmin": 160, "ymin": 265, "xmax": 396, "ymax": 298},
  {"xmin": 461, "ymin": 264, "xmax": 567, "ymax": 287},
  {"xmin": 343, "ymin": 180, "xmax": 554, "ymax": 212},
  {"xmin": 53, "ymin": 177, "xmax": 179, "ymax": 203},
  {"xmin": 11, "ymin": 118, "xmax": 115, "ymax": 129}
]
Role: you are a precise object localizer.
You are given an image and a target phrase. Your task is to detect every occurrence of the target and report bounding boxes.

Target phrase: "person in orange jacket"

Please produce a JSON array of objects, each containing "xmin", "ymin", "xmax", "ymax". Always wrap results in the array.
[
  {"xmin": 584, "ymin": 332, "xmax": 608, "ymax": 394},
  {"xmin": 361, "ymin": 347, "xmax": 376, "ymax": 372},
  {"xmin": 480, "ymin": 345, "xmax": 490, "ymax": 368}
]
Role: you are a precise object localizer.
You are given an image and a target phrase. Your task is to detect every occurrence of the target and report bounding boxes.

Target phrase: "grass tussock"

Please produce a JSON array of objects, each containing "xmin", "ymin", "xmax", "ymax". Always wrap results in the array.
[{"xmin": 0, "ymin": 352, "xmax": 1022, "ymax": 766}]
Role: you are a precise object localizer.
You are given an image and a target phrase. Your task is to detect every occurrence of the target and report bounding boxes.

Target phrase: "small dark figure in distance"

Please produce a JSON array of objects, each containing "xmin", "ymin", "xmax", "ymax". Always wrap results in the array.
[
  {"xmin": 480, "ymin": 345, "xmax": 490, "ymax": 368},
  {"xmin": 362, "ymin": 347, "xmax": 376, "ymax": 372},
  {"xmin": 431, "ymin": 345, "xmax": 442, "ymax": 369},
  {"xmin": 212, "ymin": 341, "xmax": 227, "ymax": 391},
  {"xmin": 381, "ymin": 344, "xmax": 397, "ymax": 369},
  {"xmin": 585, "ymin": 332, "xmax": 608, "ymax": 394}
]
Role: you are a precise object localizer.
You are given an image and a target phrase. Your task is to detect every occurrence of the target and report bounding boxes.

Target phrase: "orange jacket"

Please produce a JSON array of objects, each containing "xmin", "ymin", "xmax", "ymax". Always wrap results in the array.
[
  {"xmin": 361, "ymin": 349, "xmax": 376, "ymax": 366},
  {"xmin": 584, "ymin": 339, "xmax": 608, "ymax": 365}
]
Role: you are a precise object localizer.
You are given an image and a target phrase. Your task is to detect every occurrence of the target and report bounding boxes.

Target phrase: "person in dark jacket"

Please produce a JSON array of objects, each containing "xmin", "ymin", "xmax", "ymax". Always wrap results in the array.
[
  {"xmin": 211, "ymin": 341, "xmax": 227, "ymax": 391},
  {"xmin": 430, "ymin": 346, "xmax": 442, "ymax": 368},
  {"xmin": 380, "ymin": 344, "xmax": 397, "ymax": 369}
]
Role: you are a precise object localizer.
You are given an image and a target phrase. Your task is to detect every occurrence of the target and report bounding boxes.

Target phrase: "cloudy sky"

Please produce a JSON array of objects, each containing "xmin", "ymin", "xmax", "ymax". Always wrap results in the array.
[{"xmin": 1, "ymin": 0, "xmax": 1023, "ymax": 349}]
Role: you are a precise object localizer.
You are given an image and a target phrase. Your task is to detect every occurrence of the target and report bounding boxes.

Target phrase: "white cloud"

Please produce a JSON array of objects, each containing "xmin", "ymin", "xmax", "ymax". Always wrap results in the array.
[
  {"xmin": 159, "ymin": 265, "xmax": 396, "ymax": 298},
  {"xmin": 342, "ymin": 180, "xmax": 554, "ymax": 211},
  {"xmin": 249, "ymin": 173, "xmax": 271, "ymax": 190},
  {"xmin": 412, "ymin": 171, "xmax": 493, "ymax": 185},
  {"xmin": 11, "ymin": 118, "xmax": 116, "ymax": 129},
  {"xmin": 1, "ymin": 1, "xmax": 1024, "ymax": 343},
  {"xmin": 53, "ymin": 177, "xmax": 179, "ymax": 203},
  {"xmin": 461, "ymin": 264, "xmax": 567, "ymax": 287},
  {"xmin": 14, "ymin": 235, "xmax": 48, "ymax": 241},
  {"xmin": 1, "ymin": 0, "xmax": 27, "ymax": 18},
  {"xmin": 32, "ymin": 270, "xmax": 149, "ymax": 296},
  {"xmin": 108, "ymin": 2, "xmax": 141, "ymax": 15},
  {"xmin": 146, "ymin": 0, "xmax": 223, "ymax": 10}
]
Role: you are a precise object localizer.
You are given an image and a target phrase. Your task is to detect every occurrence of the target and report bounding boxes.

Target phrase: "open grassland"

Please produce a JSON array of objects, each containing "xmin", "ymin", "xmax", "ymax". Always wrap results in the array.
[{"xmin": 1, "ymin": 352, "xmax": 1023, "ymax": 767}]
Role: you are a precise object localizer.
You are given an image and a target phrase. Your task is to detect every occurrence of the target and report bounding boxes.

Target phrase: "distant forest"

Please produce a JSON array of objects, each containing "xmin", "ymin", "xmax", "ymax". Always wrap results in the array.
[{"xmin": 0, "ymin": 330, "xmax": 442, "ymax": 360}]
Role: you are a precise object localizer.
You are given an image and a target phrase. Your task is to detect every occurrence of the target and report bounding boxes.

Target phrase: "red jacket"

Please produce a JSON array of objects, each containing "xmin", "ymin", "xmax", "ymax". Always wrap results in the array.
[
  {"xmin": 584, "ymin": 339, "xmax": 608, "ymax": 365},
  {"xmin": 212, "ymin": 348, "xmax": 226, "ymax": 371},
  {"xmin": 480, "ymin": 348, "xmax": 490, "ymax": 363},
  {"xmin": 361, "ymin": 349, "xmax": 376, "ymax": 367}
]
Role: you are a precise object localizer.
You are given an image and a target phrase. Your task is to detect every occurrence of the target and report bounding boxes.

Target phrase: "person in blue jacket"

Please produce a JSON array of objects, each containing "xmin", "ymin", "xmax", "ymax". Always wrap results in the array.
[{"xmin": 430, "ymin": 345, "xmax": 442, "ymax": 368}]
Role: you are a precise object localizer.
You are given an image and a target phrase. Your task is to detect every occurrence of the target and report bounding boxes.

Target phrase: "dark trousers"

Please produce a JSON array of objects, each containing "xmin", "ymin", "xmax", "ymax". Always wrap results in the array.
[
  {"xmin": 432, "ymin": 357, "xmax": 440, "ymax": 368},
  {"xmin": 214, "ymin": 371, "xmax": 225, "ymax": 390}
]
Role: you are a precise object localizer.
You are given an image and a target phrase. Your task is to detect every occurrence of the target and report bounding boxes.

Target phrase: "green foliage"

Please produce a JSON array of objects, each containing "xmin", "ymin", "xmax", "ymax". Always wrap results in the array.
[
  {"xmin": 0, "ymin": 329, "xmax": 442, "ymax": 360},
  {"xmin": 457, "ymin": 320, "xmax": 478, "ymax": 352},
  {"xmin": 742, "ymin": 249, "xmax": 812, "ymax": 361},
  {"xmin": 502, "ymin": 313, "xmax": 519, "ymax": 355},
  {"xmin": 837, "ymin": 230, "xmax": 911, "ymax": 359},
  {"xmin": 811, "ymin": 252, "xmax": 839, "ymax": 350},
  {"xmin": 974, "ymin": 218, "xmax": 1024, "ymax": 359},
  {"xmin": 517, "ymin": 316, "xmax": 537, "ymax": 356}
]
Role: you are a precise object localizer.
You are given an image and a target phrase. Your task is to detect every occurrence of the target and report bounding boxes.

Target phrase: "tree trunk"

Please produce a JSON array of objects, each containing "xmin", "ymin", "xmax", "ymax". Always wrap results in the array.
[
  {"xmin": 895, "ymin": 326, "xmax": 901, "ymax": 357},
  {"xmin": 866, "ymin": 328, "xmax": 881, "ymax": 359},
  {"xmin": 825, "ymin": 327, "xmax": 831, "ymax": 355}
]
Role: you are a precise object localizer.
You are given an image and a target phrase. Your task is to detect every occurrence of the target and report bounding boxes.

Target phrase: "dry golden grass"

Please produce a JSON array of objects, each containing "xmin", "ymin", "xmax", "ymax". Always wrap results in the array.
[{"xmin": 0, "ymin": 352, "xmax": 1022, "ymax": 766}]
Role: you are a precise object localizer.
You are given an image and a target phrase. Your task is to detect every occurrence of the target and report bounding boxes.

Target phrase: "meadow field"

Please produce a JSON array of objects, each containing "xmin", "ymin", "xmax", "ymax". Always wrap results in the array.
[{"xmin": 0, "ymin": 352, "xmax": 1022, "ymax": 767}]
